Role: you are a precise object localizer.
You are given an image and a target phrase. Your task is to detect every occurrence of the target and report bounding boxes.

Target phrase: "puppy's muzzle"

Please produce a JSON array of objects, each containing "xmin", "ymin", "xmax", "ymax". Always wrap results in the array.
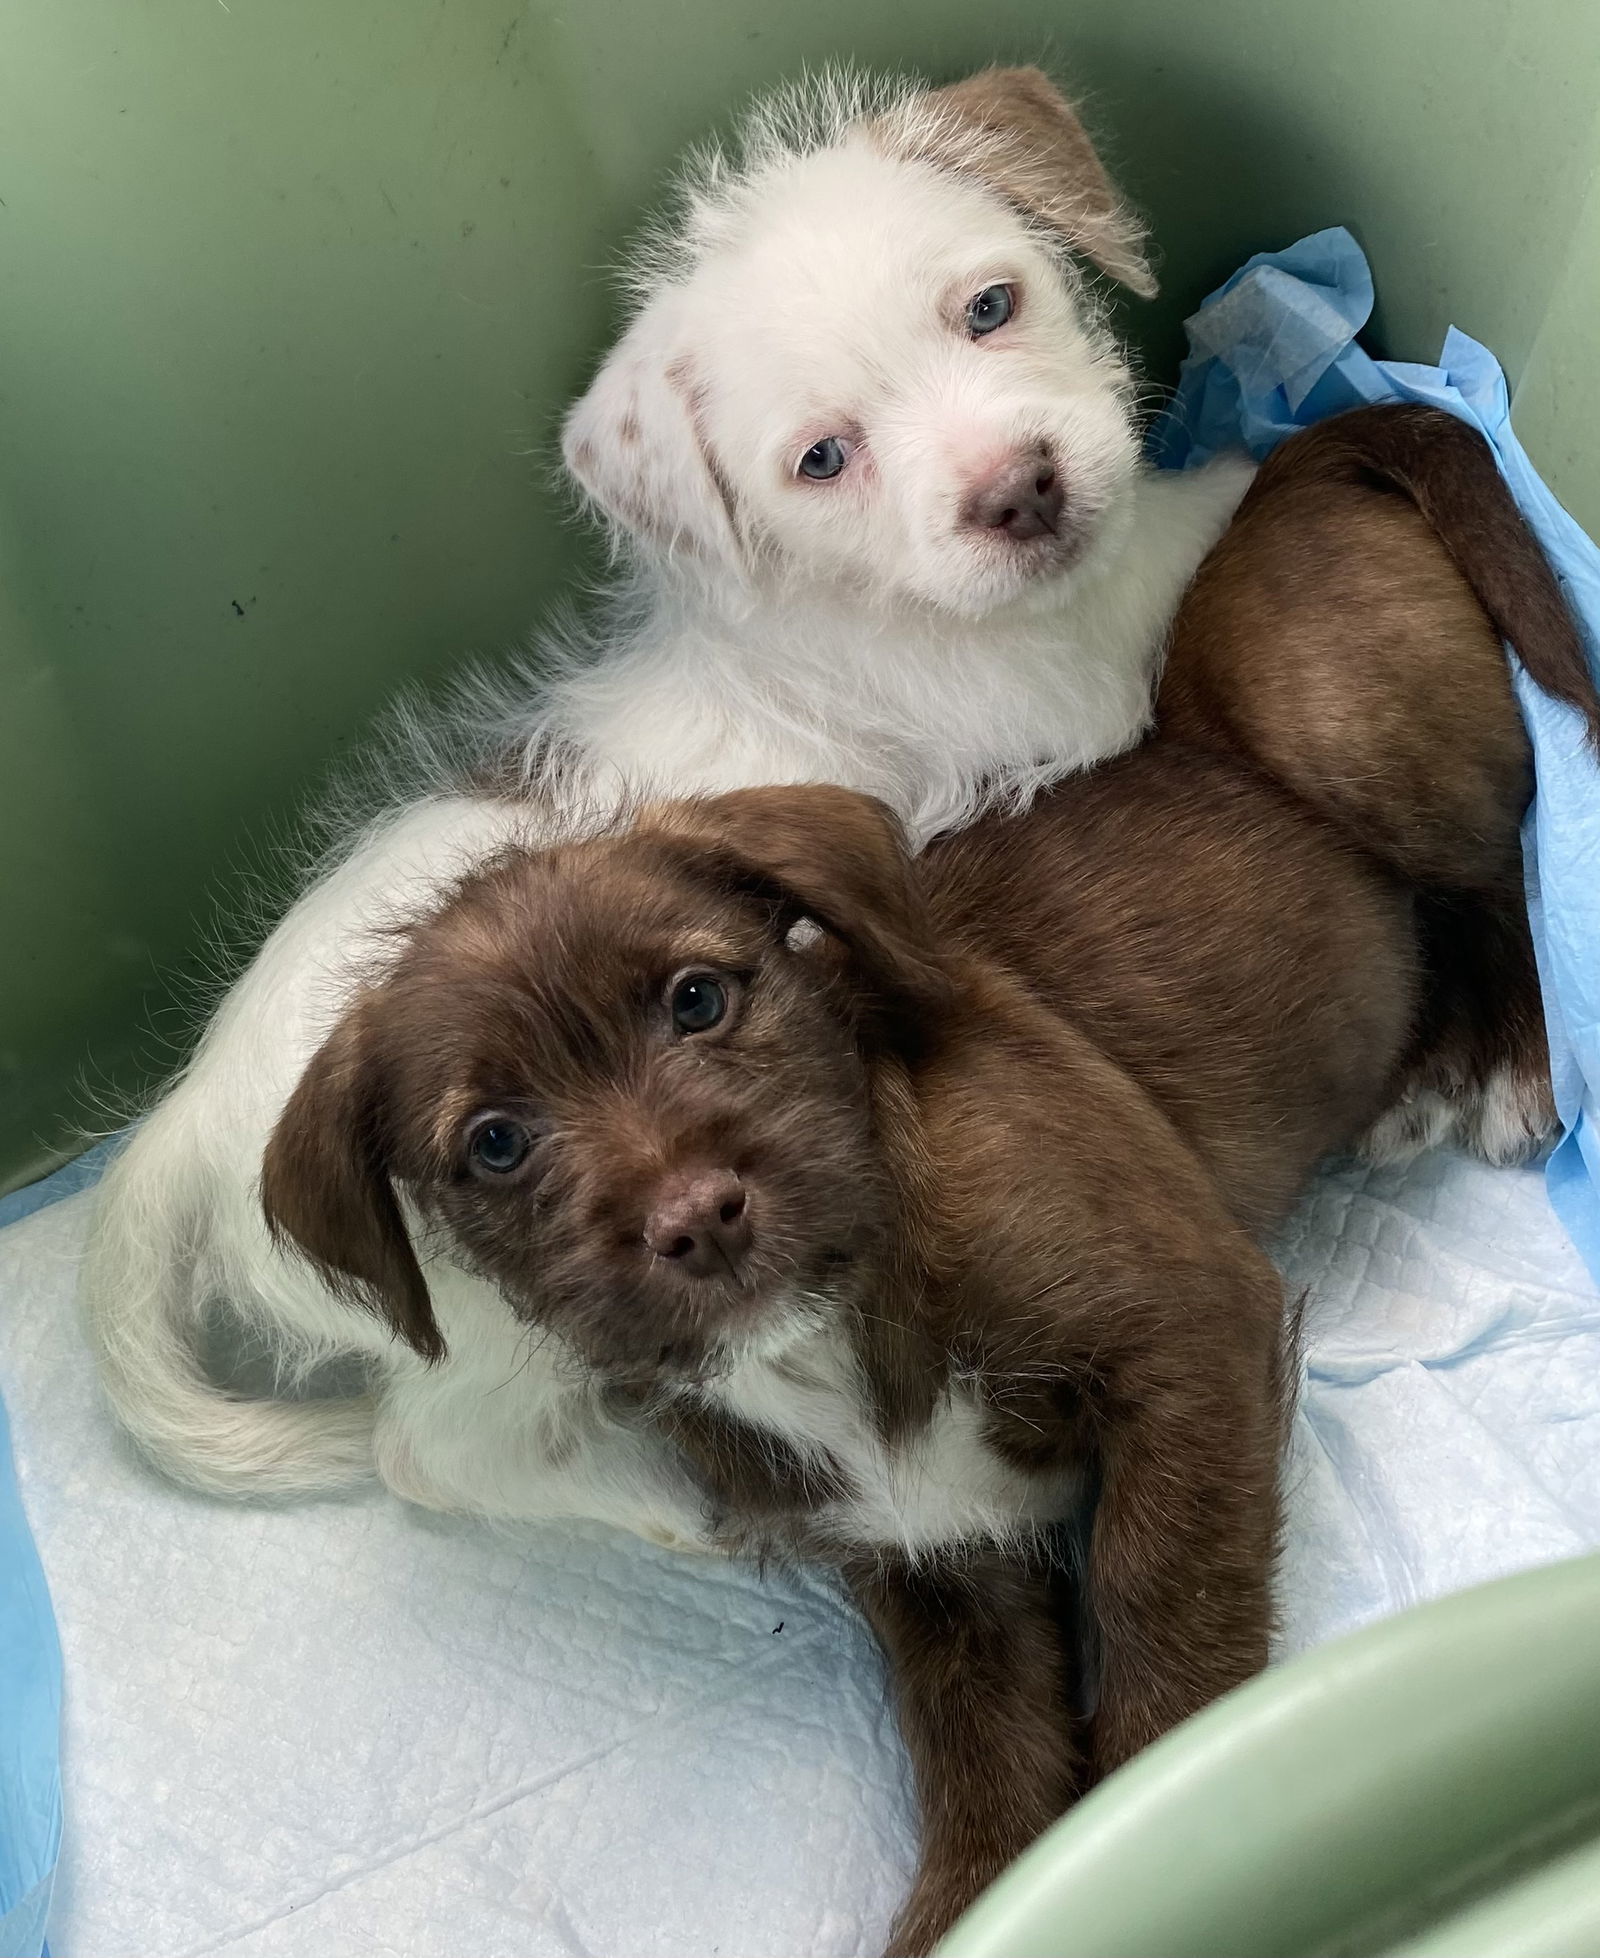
[
  {"xmin": 643, "ymin": 1166, "xmax": 753, "ymax": 1283},
  {"xmin": 961, "ymin": 449, "xmax": 1065, "ymax": 543}
]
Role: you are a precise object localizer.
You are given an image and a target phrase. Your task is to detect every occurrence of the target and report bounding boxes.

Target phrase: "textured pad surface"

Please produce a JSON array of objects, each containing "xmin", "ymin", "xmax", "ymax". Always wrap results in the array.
[{"xmin": 2, "ymin": 1150, "xmax": 1597, "ymax": 1957}]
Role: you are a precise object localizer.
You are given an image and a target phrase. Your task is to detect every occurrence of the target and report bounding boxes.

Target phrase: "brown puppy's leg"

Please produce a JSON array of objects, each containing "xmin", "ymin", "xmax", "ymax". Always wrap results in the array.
[
  {"xmin": 854, "ymin": 1255, "xmax": 1286, "ymax": 1958},
  {"xmin": 1083, "ymin": 1274, "xmax": 1286, "ymax": 1778},
  {"xmin": 855, "ymin": 988, "xmax": 1301, "ymax": 1948},
  {"xmin": 848, "ymin": 1551, "xmax": 1080, "ymax": 1958},
  {"xmin": 914, "ymin": 989, "xmax": 1294, "ymax": 1790}
]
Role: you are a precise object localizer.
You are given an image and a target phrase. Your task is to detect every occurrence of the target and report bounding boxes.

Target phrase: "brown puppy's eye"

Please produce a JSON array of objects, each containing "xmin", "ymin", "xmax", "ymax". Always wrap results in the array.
[
  {"xmin": 467, "ymin": 1118, "xmax": 532, "ymax": 1175},
  {"xmin": 669, "ymin": 971, "xmax": 729, "ymax": 1035}
]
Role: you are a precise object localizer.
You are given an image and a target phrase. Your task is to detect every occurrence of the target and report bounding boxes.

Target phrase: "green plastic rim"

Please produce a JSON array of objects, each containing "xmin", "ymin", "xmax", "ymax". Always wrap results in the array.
[{"xmin": 936, "ymin": 1554, "xmax": 1600, "ymax": 1958}]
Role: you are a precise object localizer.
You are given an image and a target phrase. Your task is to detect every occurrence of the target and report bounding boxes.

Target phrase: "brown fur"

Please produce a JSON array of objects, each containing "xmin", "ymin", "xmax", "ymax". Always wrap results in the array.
[
  {"xmin": 1160, "ymin": 403, "xmax": 1600, "ymax": 1159},
  {"xmin": 848, "ymin": 1550, "xmax": 1081, "ymax": 1958}
]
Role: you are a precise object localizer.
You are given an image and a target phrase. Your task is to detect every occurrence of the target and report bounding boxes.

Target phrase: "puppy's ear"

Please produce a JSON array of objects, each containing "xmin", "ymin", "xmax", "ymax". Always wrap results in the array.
[
  {"xmin": 562, "ymin": 291, "xmax": 746, "ymax": 575},
  {"xmin": 260, "ymin": 1002, "xmax": 444, "ymax": 1363},
  {"xmin": 882, "ymin": 66, "xmax": 1157, "ymax": 299},
  {"xmin": 646, "ymin": 786, "xmax": 954, "ymax": 1026}
]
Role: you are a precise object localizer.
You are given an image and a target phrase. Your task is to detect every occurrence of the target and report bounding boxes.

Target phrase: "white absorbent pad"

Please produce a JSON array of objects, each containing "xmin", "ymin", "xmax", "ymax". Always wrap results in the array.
[{"xmin": 2, "ymin": 1148, "xmax": 1597, "ymax": 1958}]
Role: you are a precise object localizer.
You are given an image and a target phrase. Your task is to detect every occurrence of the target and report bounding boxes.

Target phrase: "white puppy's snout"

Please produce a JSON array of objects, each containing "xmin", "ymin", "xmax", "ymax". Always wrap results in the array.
[{"xmin": 958, "ymin": 446, "xmax": 1065, "ymax": 542}]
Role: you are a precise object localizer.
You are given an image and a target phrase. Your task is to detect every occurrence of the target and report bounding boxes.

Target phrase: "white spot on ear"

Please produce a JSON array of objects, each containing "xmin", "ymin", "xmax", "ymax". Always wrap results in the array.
[{"xmin": 784, "ymin": 916, "xmax": 824, "ymax": 951}]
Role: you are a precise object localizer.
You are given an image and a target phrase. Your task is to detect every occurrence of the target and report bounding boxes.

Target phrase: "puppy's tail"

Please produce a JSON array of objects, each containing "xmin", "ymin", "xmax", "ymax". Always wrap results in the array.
[
  {"xmin": 82, "ymin": 1109, "xmax": 377, "ymax": 1501},
  {"xmin": 1294, "ymin": 403, "xmax": 1600, "ymax": 749}
]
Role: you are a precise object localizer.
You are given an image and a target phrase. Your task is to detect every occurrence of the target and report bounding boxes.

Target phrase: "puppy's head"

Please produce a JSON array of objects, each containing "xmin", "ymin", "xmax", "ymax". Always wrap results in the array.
[
  {"xmin": 260, "ymin": 787, "xmax": 950, "ymax": 1384},
  {"xmin": 563, "ymin": 67, "xmax": 1152, "ymax": 615}
]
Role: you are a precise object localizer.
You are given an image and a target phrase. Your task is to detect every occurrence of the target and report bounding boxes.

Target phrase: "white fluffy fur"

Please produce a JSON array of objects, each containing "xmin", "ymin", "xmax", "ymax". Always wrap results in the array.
[
  {"xmin": 82, "ymin": 69, "xmax": 1253, "ymax": 1537},
  {"xmin": 544, "ymin": 75, "xmax": 1253, "ymax": 839}
]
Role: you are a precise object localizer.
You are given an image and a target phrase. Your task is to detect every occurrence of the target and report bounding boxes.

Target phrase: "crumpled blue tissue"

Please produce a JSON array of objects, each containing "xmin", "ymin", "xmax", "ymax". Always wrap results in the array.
[{"xmin": 1153, "ymin": 226, "xmax": 1600, "ymax": 1286}]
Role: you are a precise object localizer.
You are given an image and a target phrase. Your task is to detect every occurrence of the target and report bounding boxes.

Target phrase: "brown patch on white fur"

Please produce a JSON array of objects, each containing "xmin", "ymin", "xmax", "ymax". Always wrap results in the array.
[
  {"xmin": 875, "ymin": 66, "xmax": 1157, "ymax": 297},
  {"xmin": 563, "ymin": 336, "xmax": 747, "ymax": 569}
]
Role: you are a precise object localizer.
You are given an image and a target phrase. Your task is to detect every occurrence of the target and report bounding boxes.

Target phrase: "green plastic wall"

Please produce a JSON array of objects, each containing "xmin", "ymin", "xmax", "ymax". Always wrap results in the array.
[
  {"xmin": 940, "ymin": 1552, "xmax": 1600, "ymax": 1958},
  {"xmin": 3, "ymin": 0, "xmax": 1598, "ymax": 1193}
]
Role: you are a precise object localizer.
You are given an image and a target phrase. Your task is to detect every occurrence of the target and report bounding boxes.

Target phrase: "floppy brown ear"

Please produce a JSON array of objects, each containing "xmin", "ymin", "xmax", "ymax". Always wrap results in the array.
[
  {"xmin": 644, "ymin": 785, "xmax": 954, "ymax": 1026},
  {"xmin": 879, "ymin": 65, "xmax": 1157, "ymax": 299},
  {"xmin": 260, "ymin": 1001, "xmax": 444, "ymax": 1362}
]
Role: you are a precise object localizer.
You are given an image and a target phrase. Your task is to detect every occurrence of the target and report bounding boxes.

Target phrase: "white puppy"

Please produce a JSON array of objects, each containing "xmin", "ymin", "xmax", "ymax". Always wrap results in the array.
[
  {"xmin": 83, "ymin": 66, "xmax": 1252, "ymax": 1512},
  {"xmin": 517, "ymin": 66, "xmax": 1252, "ymax": 840}
]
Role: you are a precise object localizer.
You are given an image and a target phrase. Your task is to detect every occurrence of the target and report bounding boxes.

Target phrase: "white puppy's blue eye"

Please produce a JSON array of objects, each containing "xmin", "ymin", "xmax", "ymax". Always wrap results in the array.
[
  {"xmin": 965, "ymin": 284, "xmax": 1016, "ymax": 336},
  {"xmin": 798, "ymin": 436, "xmax": 849, "ymax": 480}
]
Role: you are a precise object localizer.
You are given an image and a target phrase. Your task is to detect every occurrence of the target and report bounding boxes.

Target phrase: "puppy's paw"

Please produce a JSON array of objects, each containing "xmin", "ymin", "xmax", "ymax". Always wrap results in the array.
[
  {"xmin": 1354, "ymin": 1087, "xmax": 1456, "ymax": 1167},
  {"xmin": 1455, "ymin": 1062, "xmax": 1560, "ymax": 1167},
  {"xmin": 1356, "ymin": 1065, "xmax": 1559, "ymax": 1170}
]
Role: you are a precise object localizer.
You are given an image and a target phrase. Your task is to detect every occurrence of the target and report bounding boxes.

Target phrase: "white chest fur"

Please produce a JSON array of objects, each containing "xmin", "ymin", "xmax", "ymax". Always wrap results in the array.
[
  {"xmin": 335, "ymin": 1261, "xmax": 1078, "ymax": 1560},
  {"xmin": 700, "ymin": 1327, "xmax": 1079, "ymax": 1557}
]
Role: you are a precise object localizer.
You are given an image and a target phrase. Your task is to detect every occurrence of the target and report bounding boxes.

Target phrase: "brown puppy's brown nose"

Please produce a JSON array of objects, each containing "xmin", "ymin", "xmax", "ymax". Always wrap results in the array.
[
  {"xmin": 643, "ymin": 1168, "xmax": 752, "ymax": 1279},
  {"xmin": 963, "ymin": 456, "xmax": 1065, "ymax": 541}
]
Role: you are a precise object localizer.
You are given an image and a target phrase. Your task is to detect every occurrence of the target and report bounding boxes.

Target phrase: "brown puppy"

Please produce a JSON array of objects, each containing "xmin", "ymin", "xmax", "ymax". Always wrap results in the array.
[
  {"xmin": 262, "ymin": 765, "xmax": 1417, "ymax": 1955},
  {"xmin": 258, "ymin": 407, "xmax": 1599, "ymax": 1955}
]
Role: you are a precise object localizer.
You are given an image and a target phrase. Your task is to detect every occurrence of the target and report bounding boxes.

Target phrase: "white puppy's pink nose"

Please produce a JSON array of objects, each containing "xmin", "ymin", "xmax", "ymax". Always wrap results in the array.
[{"xmin": 961, "ymin": 453, "xmax": 1065, "ymax": 541}]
